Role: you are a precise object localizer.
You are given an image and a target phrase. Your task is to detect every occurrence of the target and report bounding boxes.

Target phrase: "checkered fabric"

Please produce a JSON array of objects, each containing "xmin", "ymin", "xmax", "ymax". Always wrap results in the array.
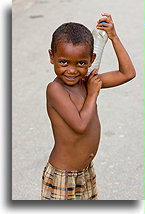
[{"xmin": 41, "ymin": 161, "xmax": 98, "ymax": 200}]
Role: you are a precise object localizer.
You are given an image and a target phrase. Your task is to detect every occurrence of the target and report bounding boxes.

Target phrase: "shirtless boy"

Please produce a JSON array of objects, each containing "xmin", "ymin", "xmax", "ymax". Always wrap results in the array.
[{"xmin": 41, "ymin": 13, "xmax": 136, "ymax": 200}]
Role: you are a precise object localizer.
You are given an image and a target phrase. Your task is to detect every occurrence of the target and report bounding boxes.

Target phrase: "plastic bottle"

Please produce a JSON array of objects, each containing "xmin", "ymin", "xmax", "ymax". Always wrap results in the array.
[{"xmin": 87, "ymin": 21, "xmax": 108, "ymax": 75}]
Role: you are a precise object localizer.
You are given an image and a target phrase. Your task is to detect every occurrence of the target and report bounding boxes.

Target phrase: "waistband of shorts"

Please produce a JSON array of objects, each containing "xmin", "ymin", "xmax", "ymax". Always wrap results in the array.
[{"xmin": 46, "ymin": 161, "xmax": 93, "ymax": 174}]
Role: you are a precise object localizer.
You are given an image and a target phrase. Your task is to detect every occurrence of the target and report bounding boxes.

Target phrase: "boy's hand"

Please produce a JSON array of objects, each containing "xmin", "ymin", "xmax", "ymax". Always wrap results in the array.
[
  {"xmin": 87, "ymin": 69, "xmax": 102, "ymax": 97},
  {"xmin": 96, "ymin": 13, "xmax": 118, "ymax": 41}
]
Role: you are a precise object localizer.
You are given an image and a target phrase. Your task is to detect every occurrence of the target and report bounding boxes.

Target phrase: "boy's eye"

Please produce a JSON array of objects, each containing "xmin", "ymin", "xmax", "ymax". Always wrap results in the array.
[
  {"xmin": 78, "ymin": 61, "xmax": 87, "ymax": 66},
  {"xmin": 59, "ymin": 60, "xmax": 68, "ymax": 65}
]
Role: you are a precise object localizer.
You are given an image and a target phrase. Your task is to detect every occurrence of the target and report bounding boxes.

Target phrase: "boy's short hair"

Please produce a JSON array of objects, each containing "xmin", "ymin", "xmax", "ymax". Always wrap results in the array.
[{"xmin": 51, "ymin": 22, "xmax": 94, "ymax": 55}]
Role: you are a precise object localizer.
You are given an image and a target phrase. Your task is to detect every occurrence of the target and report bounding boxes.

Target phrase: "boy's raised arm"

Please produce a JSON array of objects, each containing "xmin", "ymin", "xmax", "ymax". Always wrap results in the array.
[{"xmin": 96, "ymin": 13, "xmax": 136, "ymax": 88}]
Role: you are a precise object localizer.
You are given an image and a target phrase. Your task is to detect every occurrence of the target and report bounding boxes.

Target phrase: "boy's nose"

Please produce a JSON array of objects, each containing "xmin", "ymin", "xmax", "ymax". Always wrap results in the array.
[{"xmin": 67, "ymin": 67, "xmax": 78, "ymax": 74}]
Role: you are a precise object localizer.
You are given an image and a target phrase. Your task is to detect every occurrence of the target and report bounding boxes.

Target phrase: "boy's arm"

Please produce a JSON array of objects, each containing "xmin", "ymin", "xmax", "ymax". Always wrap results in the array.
[
  {"xmin": 96, "ymin": 13, "xmax": 136, "ymax": 88},
  {"xmin": 46, "ymin": 71, "xmax": 101, "ymax": 134}
]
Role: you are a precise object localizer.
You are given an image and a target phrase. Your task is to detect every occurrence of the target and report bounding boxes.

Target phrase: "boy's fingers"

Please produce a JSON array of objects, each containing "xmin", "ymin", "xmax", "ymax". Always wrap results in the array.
[
  {"xmin": 93, "ymin": 67, "xmax": 99, "ymax": 73},
  {"xmin": 97, "ymin": 17, "xmax": 108, "ymax": 24},
  {"xmin": 88, "ymin": 70, "xmax": 96, "ymax": 79},
  {"xmin": 90, "ymin": 68, "xmax": 98, "ymax": 74},
  {"xmin": 89, "ymin": 68, "xmax": 99, "ymax": 79},
  {"xmin": 97, "ymin": 22, "xmax": 109, "ymax": 28},
  {"xmin": 101, "ymin": 13, "xmax": 113, "ymax": 21},
  {"xmin": 94, "ymin": 75, "xmax": 101, "ymax": 81},
  {"xmin": 101, "ymin": 13, "xmax": 111, "ymax": 17}
]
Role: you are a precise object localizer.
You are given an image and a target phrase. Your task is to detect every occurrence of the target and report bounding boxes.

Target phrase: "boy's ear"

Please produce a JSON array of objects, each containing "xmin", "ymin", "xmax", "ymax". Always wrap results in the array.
[
  {"xmin": 89, "ymin": 53, "xmax": 96, "ymax": 67},
  {"xmin": 48, "ymin": 49, "xmax": 54, "ymax": 64}
]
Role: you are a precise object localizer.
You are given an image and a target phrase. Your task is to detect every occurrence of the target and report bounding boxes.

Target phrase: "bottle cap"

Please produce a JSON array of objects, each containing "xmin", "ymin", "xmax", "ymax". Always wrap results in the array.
[{"xmin": 100, "ymin": 21, "xmax": 107, "ymax": 27}]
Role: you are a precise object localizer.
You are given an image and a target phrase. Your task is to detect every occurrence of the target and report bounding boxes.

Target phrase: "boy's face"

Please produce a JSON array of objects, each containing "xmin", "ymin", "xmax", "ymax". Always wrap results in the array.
[{"xmin": 49, "ymin": 42, "xmax": 96, "ymax": 86}]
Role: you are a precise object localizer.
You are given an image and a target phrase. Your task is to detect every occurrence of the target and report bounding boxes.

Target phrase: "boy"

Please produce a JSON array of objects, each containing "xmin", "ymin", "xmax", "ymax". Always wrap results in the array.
[{"xmin": 41, "ymin": 13, "xmax": 136, "ymax": 200}]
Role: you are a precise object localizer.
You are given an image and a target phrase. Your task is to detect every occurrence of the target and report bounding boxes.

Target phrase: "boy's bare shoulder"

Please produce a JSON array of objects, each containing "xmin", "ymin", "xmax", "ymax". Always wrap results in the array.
[
  {"xmin": 46, "ymin": 81, "xmax": 63, "ymax": 108},
  {"xmin": 46, "ymin": 79, "xmax": 64, "ymax": 95},
  {"xmin": 46, "ymin": 79, "xmax": 69, "ymax": 108}
]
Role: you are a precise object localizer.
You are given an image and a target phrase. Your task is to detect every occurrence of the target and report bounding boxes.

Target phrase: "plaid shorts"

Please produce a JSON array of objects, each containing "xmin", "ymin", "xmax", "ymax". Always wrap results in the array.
[{"xmin": 41, "ymin": 161, "xmax": 98, "ymax": 200}]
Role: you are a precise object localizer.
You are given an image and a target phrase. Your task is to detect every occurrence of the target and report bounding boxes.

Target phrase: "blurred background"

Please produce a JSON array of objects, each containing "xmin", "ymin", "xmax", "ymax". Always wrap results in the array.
[{"xmin": 12, "ymin": 0, "xmax": 143, "ymax": 200}]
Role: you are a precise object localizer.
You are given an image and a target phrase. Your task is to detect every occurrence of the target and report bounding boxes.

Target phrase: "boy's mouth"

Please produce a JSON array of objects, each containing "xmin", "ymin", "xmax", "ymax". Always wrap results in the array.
[{"xmin": 64, "ymin": 75, "xmax": 80, "ymax": 80}]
